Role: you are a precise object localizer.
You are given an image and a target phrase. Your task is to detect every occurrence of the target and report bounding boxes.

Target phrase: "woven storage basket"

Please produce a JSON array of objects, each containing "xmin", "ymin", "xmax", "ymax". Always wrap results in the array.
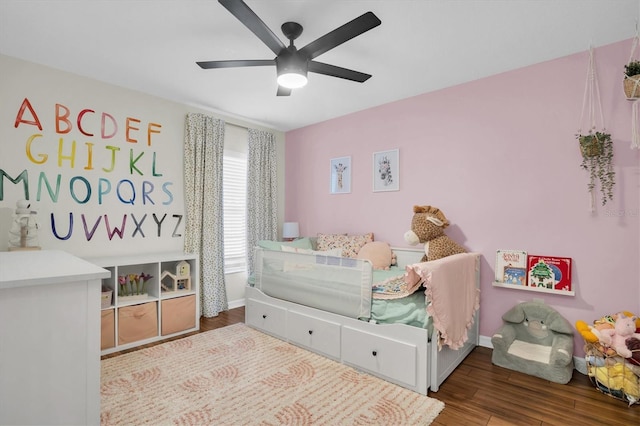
[
  {"xmin": 584, "ymin": 342, "xmax": 640, "ymax": 406},
  {"xmin": 624, "ymin": 75, "xmax": 640, "ymax": 98},
  {"xmin": 101, "ymin": 289, "xmax": 113, "ymax": 309}
]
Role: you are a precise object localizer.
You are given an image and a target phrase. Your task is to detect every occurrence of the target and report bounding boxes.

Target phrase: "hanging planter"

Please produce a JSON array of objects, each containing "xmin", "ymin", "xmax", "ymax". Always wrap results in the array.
[
  {"xmin": 576, "ymin": 131, "xmax": 614, "ymax": 205},
  {"xmin": 576, "ymin": 46, "xmax": 615, "ymax": 209},
  {"xmin": 623, "ymin": 60, "xmax": 640, "ymax": 99},
  {"xmin": 578, "ymin": 133, "xmax": 604, "ymax": 157}
]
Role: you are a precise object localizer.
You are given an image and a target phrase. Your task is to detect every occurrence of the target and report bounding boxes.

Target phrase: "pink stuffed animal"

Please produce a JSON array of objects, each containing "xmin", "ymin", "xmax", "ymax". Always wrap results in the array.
[{"xmin": 599, "ymin": 313, "xmax": 640, "ymax": 358}]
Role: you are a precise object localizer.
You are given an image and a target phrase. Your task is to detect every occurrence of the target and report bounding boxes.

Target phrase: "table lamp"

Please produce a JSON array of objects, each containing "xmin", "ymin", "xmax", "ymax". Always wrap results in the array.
[{"xmin": 282, "ymin": 222, "xmax": 300, "ymax": 242}]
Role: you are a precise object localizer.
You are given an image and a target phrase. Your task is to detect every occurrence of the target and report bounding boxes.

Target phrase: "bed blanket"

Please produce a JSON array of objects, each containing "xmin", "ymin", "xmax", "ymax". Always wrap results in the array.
[
  {"xmin": 371, "ymin": 274, "xmax": 412, "ymax": 299},
  {"xmin": 405, "ymin": 253, "xmax": 480, "ymax": 350}
]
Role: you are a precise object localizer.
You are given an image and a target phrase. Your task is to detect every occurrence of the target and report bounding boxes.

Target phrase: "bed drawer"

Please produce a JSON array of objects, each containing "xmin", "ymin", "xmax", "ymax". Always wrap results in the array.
[
  {"xmin": 287, "ymin": 310, "xmax": 341, "ymax": 359},
  {"xmin": 246, "ymin": 298, "xmax": 287, "ymax": 338},
  {"xmin": 341, "ymin": 326, "xmax": 417, "ymax": 388}
]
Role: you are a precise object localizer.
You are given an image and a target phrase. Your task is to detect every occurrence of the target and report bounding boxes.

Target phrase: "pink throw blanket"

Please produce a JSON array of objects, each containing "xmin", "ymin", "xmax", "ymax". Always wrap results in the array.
[{"xmin": 405, "ymin": 253, "xmax": 480, "ymax": 350}]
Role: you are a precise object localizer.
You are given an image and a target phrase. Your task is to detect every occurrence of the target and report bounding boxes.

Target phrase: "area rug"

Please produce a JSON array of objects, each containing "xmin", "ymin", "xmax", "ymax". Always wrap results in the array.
[{"xmin": 101, "ymin": 323, "xmax": 445, "ymax": 425}]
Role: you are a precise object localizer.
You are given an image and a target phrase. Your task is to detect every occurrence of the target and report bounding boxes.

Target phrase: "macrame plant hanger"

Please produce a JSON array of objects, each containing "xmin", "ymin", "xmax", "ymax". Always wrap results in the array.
[
  {"xmin": 628, "ymin": 30, "xmax": 640, "ymax": 148},
  {"xmin": 577, "ymin": 46, "xmax": 606, "ymax": 212}
]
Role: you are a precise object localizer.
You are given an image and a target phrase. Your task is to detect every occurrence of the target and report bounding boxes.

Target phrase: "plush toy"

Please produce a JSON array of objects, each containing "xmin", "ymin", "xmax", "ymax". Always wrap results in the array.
[
  {"xmin": 575, "ymin": 311, "xmax": 640, "ymax": 355},
  {"xmin": 599, "ymin": 313, "xmax": 640, "ymax": 358},
  {"xmin": 403, "ymin": 205, "xmax": 466, "ymax": 262},
  {"xmin": 592, "ymin": 362, "xmax": 640, "ymax": 401},
  {"xmin": 626, "ymin": 338, "xmax": 640, "ymax": 366}
]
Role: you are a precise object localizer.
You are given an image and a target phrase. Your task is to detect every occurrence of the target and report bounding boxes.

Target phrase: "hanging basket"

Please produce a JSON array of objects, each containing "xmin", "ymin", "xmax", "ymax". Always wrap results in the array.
[
  {"xmin": 579, "ymin": 134, "xmax": 604, "ymax": 158},
  {"xmin": 624, "ymin": 74, "xmax": 640, "ymax": 99}
]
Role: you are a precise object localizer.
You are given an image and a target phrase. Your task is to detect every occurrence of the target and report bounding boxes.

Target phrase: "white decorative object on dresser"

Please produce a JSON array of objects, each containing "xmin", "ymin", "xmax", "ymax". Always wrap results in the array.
[
  {"xmin": 0, "ymin": 250, "xmax": 110, "ymax": 426},
  {"xmin": 86, "ymin": 252, "xmax": 200, "ymax": 355}
]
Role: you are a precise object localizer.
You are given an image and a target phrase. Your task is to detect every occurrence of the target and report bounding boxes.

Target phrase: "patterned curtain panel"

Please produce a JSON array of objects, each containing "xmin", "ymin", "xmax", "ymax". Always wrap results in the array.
[
  {"xmin": 183, "ymin": 113, "xmax": 228, "ymax": 317},
  {"xmin": 246, "ymin": 129, "xmax": 278, "ymax": 276}
]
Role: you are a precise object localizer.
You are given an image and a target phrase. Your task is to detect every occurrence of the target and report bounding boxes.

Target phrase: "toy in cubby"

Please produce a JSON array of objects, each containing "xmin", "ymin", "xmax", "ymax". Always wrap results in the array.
[
  {"xmin": 117, "ymin": 272, "xmax": 153, "ymax": 297},
  {"xmin": 576, "ymin": 312, "xmax": 640, "ymax": 405},
  {"xmin": 161, "ymin": 260, "xmax": 192, "ymax": 292}
]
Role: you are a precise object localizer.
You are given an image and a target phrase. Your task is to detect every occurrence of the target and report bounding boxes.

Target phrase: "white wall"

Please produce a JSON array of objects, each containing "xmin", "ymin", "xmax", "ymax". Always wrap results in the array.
[{"xmin": 0, "ymin": 54, "xmax": 285, "ymax": 307}]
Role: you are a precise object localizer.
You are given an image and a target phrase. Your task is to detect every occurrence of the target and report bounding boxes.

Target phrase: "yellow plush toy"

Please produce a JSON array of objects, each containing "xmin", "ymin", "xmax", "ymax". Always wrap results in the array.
[
  {"xmin": 576, "ymin": 320, "xmax": 600, "ymax": 344},
  {"xmin": 593, "ymin": 363, "xmax": 640, "ymax": 401}
]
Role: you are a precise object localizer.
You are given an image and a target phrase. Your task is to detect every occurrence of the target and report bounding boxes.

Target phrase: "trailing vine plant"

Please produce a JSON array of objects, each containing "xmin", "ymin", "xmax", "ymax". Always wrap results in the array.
[{"xmin": 576, "ymin": 131, "xmax": 615, "ymax": 205}]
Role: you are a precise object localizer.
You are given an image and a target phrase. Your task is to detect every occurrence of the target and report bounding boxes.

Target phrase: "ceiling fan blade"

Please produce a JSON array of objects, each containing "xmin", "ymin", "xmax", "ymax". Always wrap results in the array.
[
  {"xmin": 308, "ymin": 61, "xmax": 371, "ymax": 82},
  {"xmin": 197, "ymin": 59, "xmax": 275, "ymax": 69},
  {"xmin": 219, "ymin": 0, "xmax": 286, "ymax": 55},
  {"xmin": 298, "ymin": 11, "xmax": 381, "ymax": 60},
  {"xmin": 277, "ymin": 86, "xmax": 292, "ymax": 96}
]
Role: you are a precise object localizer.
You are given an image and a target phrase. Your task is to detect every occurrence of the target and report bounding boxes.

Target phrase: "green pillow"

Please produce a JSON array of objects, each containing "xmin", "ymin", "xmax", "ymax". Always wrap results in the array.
[{"xmin": 257, "ymin": 237, "xmax": 313, "ymax": 251}]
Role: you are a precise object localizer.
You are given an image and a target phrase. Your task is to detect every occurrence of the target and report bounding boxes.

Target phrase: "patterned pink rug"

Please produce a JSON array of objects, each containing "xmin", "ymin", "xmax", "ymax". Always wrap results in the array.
[{"xmin": 101, "ymin": 323, "xmax": 444, "ymax": 425}]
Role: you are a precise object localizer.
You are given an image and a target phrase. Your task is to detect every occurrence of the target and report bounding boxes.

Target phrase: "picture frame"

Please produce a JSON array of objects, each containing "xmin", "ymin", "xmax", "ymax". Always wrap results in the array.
[
  {"xmin": 373, "ymin": 149, "xmax": 399, "ymax": 192},
  {"xmin": 330, "ymin": 156, "xmax": 351, "ymax": 194}
]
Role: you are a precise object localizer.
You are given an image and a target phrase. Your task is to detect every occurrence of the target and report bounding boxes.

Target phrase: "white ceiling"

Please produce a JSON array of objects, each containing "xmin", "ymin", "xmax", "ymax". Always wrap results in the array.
[{"xmin": 1, "ymin": 0, "xmax": 638, "ymax": 132}]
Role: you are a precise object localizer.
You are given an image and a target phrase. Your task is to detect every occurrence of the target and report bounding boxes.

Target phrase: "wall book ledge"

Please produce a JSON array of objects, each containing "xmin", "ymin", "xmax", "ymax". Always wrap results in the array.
[
  {"xmin": 0, "ymin": 250, "xmax": 110, "ymax": 426},
  {"xmin": 492, "ymin": 281, "xmax": 575, "ymax": 296}
]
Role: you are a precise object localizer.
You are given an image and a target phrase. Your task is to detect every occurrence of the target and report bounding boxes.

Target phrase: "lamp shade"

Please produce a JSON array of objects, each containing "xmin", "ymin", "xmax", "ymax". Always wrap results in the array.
[
  {"xmin": 282, "ymin": 222, "xmax": 300, "ymax": 239},
  {"xmin": 276, "ymin": 53, "xmax": 308, "ymax": 89}
]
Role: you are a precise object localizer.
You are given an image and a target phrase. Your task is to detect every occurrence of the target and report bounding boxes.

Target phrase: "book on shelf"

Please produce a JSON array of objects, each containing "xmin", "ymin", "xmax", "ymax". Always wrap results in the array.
[
  {"xmin": 495, "ymin": 249, "xmax": 527, "ymax": 285},
  {"xmin": 526, "ymin": 255, "xmax": 572, "ymax": 292}
]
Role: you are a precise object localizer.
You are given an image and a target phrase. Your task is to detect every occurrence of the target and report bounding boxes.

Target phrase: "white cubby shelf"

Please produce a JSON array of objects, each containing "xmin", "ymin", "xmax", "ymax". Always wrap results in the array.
[{"xmin": 86, "ymin": 251, "xmax": 200, "ymax": 355}]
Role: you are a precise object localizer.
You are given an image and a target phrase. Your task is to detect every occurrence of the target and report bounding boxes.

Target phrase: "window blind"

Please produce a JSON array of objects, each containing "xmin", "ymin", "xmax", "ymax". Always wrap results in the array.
[{"xmin": 223, "ymin": 150, "xmax": 247, "ymax": 273}]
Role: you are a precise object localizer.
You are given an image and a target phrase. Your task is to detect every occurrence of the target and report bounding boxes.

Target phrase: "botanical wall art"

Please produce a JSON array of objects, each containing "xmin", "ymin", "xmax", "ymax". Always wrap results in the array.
[
  {"xmin": 373, "ymin": 149, "xmax": 399, "ymax": 192},
  {"xmin": 330, "ymin": 156, "xmax": 351, "ymax": 194}
]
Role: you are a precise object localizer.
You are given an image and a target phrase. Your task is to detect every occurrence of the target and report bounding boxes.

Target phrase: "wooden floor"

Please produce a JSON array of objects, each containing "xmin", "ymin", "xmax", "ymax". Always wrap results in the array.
[{"xmin": 104, "ymin": 307, "xmax": 640, "ymax": 425}]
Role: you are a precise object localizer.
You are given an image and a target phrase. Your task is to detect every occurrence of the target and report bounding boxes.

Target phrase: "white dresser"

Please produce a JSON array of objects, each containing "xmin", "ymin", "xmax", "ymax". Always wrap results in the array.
[{"xmin": 0, "ymin": 250, "xmax": 109, "ymax": 426}]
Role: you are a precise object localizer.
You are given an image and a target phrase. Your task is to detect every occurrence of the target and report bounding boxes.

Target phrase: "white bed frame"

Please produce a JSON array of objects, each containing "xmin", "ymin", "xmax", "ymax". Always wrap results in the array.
[{"xmin": 244, "ymin": 247, "xmax": 480, "ymax": 395}]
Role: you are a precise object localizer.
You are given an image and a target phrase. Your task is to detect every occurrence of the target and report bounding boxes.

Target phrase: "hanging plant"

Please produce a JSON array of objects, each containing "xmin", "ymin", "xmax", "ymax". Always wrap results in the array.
[
  {"xmin": 624, "ymin": 60, "xmax": 640, "ymax": 98},
  {"xmin": 576, "ymin": 131, "xmax": 615, "ymax": 205}
]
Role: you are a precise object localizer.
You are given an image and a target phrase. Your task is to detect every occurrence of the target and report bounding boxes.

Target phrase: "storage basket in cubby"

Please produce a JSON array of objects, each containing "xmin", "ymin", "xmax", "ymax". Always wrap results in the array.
[{"xmin": 584, "ymin": 342, "xmax": 640, "ymax": 406}]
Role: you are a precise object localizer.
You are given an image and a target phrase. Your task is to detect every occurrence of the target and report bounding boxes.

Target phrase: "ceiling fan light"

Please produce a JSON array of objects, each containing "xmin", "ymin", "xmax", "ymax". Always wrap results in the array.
[{"xmin": 277, "ymin": 72, "xmax": 308, "ymax": 89}]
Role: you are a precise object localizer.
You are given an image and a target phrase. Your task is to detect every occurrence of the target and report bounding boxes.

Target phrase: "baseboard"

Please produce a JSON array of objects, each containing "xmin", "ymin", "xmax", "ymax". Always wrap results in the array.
[
  {"xmin": 479, "ymin": 335, "xmax": 493, "ymax": 348},
  {"xmin": 574, "ymin": 356, "xmax": 587, "ymax": 375},
  {"xmin": 228, "ymin": 298, "xmax": 245, "ymax": 310}
]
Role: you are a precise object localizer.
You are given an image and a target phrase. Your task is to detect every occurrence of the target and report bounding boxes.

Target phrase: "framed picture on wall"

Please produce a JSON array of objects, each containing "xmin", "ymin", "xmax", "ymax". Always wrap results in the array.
[
  {"xmin": 373, "ymin": 149, "xmax": 399, "ymax": 192},
  {"xmin": 330, "ymin": 156, "xmax": 351, "ymax": 194}
]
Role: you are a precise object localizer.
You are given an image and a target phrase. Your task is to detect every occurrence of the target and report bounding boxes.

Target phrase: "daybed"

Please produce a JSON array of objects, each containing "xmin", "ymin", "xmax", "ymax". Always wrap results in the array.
[{"xmin": 245, "ymin": 237, "xmax": 480, "ymax": 395}]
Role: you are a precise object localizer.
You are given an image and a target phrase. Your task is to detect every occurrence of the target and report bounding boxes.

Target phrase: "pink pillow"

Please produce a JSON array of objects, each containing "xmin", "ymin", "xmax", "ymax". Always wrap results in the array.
[{"xmin": 357, "ymin": 241, "xmax": 393, "ymax": 270}]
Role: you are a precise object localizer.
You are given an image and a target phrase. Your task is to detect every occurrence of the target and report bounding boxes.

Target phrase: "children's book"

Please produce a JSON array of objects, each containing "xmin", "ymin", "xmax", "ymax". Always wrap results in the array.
[
  {"xmin": 526, "ymin": 255, "xmax": 572, "ymax": 292},
  {"xmin": 495, "ymin": 250, "xmax": 527, "ymax": 285}
]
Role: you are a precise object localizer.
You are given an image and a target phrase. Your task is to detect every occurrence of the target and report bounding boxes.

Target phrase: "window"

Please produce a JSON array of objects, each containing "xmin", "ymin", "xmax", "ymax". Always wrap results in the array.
[{"xmin": 223, "ymin": 125, "xmax": 248, "ymax": 274}]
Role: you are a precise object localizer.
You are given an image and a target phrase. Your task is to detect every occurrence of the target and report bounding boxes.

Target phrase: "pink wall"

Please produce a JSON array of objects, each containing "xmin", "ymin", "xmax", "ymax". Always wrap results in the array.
[{"xmin": 285, "ymin": 39, "xmax": 640, "ymax": 355}]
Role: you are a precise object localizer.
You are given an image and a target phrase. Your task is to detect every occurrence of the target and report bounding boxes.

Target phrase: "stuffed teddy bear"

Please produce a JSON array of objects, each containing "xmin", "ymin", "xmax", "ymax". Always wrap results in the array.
[
  {"xmin": 599, "ymin": 313, "xmax": 640, "ymax": 358},
  {"xmin": 404, "ymin": 205, "xmax": 466, "ymax": 262}
]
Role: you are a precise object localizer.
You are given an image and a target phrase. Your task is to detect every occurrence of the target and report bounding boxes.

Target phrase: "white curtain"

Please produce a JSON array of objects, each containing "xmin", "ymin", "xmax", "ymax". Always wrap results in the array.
[
  {"xmin": 246, "ymin": 129, "xmax": 278, "ymax": 276},
  {"xmin": 183, "ymin": 113, "xmax": 228, "ymax": 317}
]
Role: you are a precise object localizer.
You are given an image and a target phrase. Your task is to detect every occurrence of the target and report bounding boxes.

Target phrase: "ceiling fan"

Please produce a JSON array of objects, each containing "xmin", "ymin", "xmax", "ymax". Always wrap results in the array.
[{"xmin": 196, "ymin": 0, "xmax": 382, "ymax": 96}]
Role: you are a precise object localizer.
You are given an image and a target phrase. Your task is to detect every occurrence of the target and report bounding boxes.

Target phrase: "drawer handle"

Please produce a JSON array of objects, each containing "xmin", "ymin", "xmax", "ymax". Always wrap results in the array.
[
  {"xmin": 262, "ymin": 314, "xmax": 267, "ymax": 319},
  {"xmin": 133, "ymin": 312, "xmax": 147, "ymax": 319},
  {"xmin": 308, "ymin": 330, "xmax": 313, "ymax": 335},
  {"xmin": 372, "ymin": 350, "xmax": 377, "ymax": 357}
]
